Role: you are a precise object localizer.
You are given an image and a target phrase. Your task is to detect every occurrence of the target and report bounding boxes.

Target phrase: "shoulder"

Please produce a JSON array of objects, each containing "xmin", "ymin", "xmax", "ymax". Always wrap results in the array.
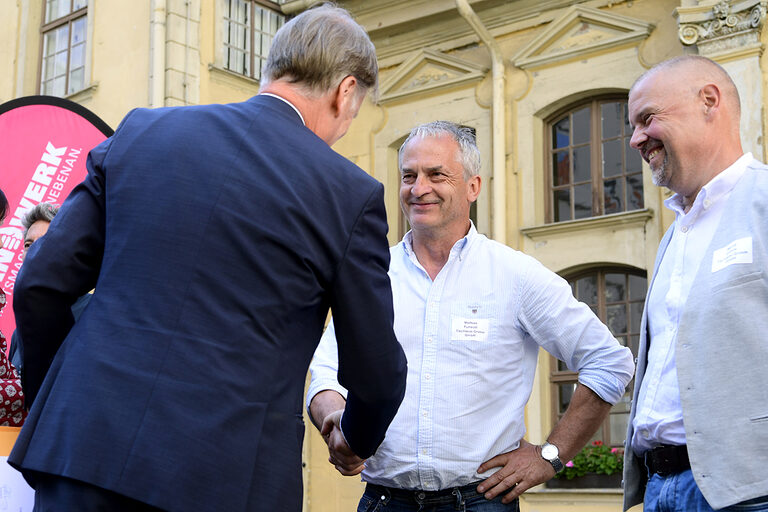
[{"xmin": 468, "ymin": 232, "xmax": 543, "ymax": 270}]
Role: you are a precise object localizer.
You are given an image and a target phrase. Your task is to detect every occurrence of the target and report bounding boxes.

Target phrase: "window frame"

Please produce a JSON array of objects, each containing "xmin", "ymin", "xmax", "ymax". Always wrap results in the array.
[
  {"xmin": 38, "ymin": 0, "xmax": 88, "ymax": 97},
  {"xmin": 222, "ymin": 0, "xmax": 285, "ymax": 82},
  {"xmin": 545, "ymin": 95, "xmax": 644, "ymax": 223},
  {"xmin": 550, "ymin": 266, "xmax": 646, "ymax": 448}
]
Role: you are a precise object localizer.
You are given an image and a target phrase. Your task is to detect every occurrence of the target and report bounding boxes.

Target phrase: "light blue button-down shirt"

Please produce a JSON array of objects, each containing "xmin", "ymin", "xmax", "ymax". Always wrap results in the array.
[
  {"xmin": 632, "ymin": 153, "xmax": 753, "ymax": 454},
  {"xmin": 308, "ymin": 224, "xmax": 634, "ymax": 490}
]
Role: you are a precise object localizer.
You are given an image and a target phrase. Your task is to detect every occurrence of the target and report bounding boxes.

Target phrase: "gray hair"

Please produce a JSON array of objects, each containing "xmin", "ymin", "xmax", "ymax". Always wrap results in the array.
[
  {"xmin": 262, "ymin": 3, "xmax": 378, "ymax": 96},
  {"xmin": 22, "ymin": 203, "xmax": 58, "ymax": 238},
  {"xmin": 398, "ymin": 121, "xmax": 481, "ymax": 180}
]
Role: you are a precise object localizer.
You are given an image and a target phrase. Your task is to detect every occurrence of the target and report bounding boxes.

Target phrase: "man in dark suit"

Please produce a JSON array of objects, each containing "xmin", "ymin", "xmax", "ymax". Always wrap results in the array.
[{"xmin": 9, "ymin": 4, "xmax": 407, "ymax": 511}]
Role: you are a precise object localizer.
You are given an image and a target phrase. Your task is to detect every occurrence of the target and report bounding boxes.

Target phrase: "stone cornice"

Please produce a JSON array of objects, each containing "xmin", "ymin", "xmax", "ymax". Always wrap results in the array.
[{"xmin": 520, "ymin": 209, "xmax": 653, "ymax": 240}]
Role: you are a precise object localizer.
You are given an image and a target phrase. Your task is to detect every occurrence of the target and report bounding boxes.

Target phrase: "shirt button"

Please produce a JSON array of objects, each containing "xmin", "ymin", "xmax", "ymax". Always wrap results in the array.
[
  {"xmin": 422, "ymin": 411, "xmax": 428, "ymax": 418},
  {"xmin": 703, "ymin": 199, "xmax": 711, "ymax": 208},
  {"xmin": 681, "ymin": 226, "xmax": 689, "ymax": 233},
  {"xmin": 425, "ymin": 374, "xmax": 431, "ymax": 380},
  {"xmin": 641, "ymin": 429, "xmax": 650, "ymax": 438},
  {"xmin": 426, "ymin": 337, "xmax": 432, "ymax": 343},
  {"xmin": 422, "ymin": 448, "xmax": 428, "ymax": 455}
]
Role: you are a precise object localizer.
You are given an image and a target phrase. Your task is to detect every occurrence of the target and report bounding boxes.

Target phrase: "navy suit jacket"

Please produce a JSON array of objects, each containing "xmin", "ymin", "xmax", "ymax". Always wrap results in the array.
[{"xmin": 10, "ymin": 95, "xmax": 407, "ymax": 512}]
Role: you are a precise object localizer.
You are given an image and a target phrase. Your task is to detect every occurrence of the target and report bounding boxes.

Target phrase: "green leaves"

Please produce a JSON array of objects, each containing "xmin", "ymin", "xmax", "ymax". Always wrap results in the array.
[{"xmin": 557, "ymin": 440, "xmax": 624, "ymax": 480}]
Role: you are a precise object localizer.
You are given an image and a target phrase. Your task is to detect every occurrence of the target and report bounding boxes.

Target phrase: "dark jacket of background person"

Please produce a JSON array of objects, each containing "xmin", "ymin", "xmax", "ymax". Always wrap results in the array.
[{"xmin": 9, "ymin": 94, "xmax": 407, "ymax": 512}]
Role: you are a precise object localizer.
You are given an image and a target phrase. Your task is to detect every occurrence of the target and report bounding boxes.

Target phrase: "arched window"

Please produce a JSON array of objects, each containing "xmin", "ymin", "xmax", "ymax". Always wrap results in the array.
[
  {"xmin": 551, "ymin": 267, "xmax": 646, "ymax": 447},
  {"xmin": 547, "ymin": 98, "xmax": 644, "ymax": 222}
]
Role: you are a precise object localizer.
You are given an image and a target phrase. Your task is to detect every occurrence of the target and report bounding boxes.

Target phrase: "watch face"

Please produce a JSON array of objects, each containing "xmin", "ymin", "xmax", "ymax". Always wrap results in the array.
[{"xmin": 542, "ymin": 444, "xmax": 558, "ymax": 460}]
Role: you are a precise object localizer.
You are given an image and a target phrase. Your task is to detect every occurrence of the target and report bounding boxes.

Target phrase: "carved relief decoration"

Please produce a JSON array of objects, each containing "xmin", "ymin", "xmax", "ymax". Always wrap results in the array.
[
  {"xmin": 676, "ymin": 0, "xmax": 766, "ymax": 55},
  {"xmin": 378, "ymin": 49, "xmax": 486, "ymax": 104}
]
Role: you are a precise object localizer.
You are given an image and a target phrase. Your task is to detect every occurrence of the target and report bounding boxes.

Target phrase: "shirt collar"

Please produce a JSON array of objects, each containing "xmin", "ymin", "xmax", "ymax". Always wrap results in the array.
[
  {"xmin": 258, "ymin": 93, "xmax": 306, "ymax": 126},
  {"xmin": 664, "ymin": 152, "xmax": 753, "ymax": 217},
  {"xmin": 402, "ymin": 221, "xmax": 476, "ymax": 259}
]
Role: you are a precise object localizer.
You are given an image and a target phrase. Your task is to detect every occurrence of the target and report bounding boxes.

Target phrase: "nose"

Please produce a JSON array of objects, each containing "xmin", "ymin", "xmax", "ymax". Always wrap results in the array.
[
  {"xmin": 410, "ymin": 174, "xmax": 431, "ymax": 197},
  {"xmin": 629, "ymin": 125, "xmax": 646, "ymax": 151}
]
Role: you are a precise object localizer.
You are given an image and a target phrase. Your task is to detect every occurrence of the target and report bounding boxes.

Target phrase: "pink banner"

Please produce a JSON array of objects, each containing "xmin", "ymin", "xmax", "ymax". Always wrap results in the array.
[{"xmin": 0, "ymin": 96, "xmax": 112, "ymax": 354}]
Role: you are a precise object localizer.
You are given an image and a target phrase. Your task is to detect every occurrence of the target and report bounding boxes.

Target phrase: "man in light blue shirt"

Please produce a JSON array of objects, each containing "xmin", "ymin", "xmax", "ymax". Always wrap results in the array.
[{"xmin": 308, "ymin": 121, "xmax": 634, "ymax": 511}]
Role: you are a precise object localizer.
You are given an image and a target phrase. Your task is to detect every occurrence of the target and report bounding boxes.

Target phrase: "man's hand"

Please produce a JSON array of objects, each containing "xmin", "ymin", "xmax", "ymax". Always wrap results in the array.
[
  {"xmin": 321, "ymin": 409, "xmax": 366, "ymax": 476},
  {"xmin": 475, "ymin": 440, "xmax": 555, "ymax": 503}
]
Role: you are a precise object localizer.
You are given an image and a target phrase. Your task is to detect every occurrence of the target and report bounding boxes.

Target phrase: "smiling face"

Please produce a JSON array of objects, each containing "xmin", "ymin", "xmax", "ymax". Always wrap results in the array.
[
  {"xmin": 628, "ymin": 71, "xmax": 707, "ymax": 194},
  {"xmin": 399, "ymin": 134, "xmax": 480, "ymax": 238}
]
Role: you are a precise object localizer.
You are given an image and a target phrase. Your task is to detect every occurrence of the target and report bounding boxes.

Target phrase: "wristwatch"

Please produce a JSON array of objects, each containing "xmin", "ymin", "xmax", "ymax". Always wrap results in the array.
[{"xmin": 541, "ymin": 442, "xmax": 564, "ymax": 473}]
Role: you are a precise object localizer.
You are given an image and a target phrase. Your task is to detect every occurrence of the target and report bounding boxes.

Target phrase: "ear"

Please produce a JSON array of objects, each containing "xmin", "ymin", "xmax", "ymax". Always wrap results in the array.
[
  {"xmin": 333, "ymin": 75, "xmax": 359, "ymax": 117},
  {"xmin": 699, "ymin": 83, "xmax": 721, "ymax": 117},
  {"xmin": 467, "ymin": 175, "xmax": 482, "ymax": 202}
]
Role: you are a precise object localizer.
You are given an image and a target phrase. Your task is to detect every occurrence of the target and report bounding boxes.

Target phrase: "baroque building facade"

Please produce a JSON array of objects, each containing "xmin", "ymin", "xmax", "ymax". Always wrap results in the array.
[{"xmin": 2, "ymin": 1, "xmax": 766, "ymax": 510}]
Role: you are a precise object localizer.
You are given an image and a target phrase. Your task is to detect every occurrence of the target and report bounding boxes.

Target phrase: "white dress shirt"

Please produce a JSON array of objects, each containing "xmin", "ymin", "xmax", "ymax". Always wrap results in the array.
[
  {"xmin": 632, "ymin": 153, "xmax": 754, "ymax": 454},
  {"xmin": 308, "ymin": 224, "xmax": 634, "ymax": 490}
]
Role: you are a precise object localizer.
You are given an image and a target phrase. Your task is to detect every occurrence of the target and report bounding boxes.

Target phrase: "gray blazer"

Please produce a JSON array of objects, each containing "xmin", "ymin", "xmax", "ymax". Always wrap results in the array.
[{"xmin": 624, "ymin": 161, "xmax": 768, "ymax": 511}]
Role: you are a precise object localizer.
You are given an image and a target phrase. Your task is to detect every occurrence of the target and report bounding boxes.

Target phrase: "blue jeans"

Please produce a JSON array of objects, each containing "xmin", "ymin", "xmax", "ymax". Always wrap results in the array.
[
  {"xmin": 644, "ymin": 470, "xmax": 768, "ymax": 511},
  {"xmin": 357, "ymin": 483, "xmax": 519, "ymax": 512}
]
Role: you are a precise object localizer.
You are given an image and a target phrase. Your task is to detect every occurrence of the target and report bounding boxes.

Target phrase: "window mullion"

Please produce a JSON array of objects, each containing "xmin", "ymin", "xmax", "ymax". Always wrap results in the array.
[{"xmin": 592, "ymin": 100, "xmax": 602, "ymax": 216}]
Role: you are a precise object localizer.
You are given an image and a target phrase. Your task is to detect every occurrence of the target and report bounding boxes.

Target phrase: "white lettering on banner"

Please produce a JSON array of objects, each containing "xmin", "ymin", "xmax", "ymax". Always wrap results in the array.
[
  {"xmin": 712, "ymin": 237, "xmax": 753, "ymax": 272},
  {"xmin": 0, "ymin": 142, "xmax": 67, "ymax": 283},
  {"xmin": 451, "ymin": 317, "xmax": 489, "ymax": 341}
]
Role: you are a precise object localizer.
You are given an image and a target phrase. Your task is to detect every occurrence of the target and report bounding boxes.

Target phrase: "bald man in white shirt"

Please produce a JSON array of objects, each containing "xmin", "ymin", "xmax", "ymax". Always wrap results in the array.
[{"xmin": 623, "ymin": 55, "xmax": 768, "ymax": 512}]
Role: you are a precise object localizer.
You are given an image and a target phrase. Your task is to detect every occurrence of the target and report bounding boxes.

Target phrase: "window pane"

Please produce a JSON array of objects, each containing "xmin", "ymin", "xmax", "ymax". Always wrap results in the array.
[
  {"xmin": 626, "ymin": 138, "xmax": 642, "ymax": 173},
  {"xmin": 552, "ymin": 151, "xmax": 569, "ymax": 186},
  {"xmin": 574, "ymin": 183, "xmax": 591, "ymax": 219},
  {"xmin": 573, "ymin": 145, "xmax": 591, "ymax": 183},
  {"xmin": 627, "ymin": 173, "xmax": 644, "ymax": 210},
  {"xmin": 630, "ymin": 302, "xmax": 643, "ymax": 334},
  {"xmin": 70, "ymin": 41, "xmax": 85, "ymax": 69},
  {"xmin": 46, "ymin": 0, "xmax": 71, "ymax": 23},
  {"xmin": 552, "ymin": 117, "xmax": 569, "ymax": 149},
  {"xmin": 68, "ymin": 67, "xmax": 84, "ymax": 94},
  {"xmin": 602, "ymin": 139, "xmax": 622, "ymax": 177},
  {"xmin": 607, "ymin": 304, "xmax": 628, "ymax": 335},
  {"xmin": 54, "ymin": 51, "xmax": 68, "ymax": 77},
  {"xmin": 605, "ymin": 273, "xmax": 626, "ymax": 302},
  {"xmin": 554, "ymin": 189, "xmax": 571, "ymax": 222},
  {"xmin": 601, "ymin": 102, "xmax": 622, "ymax": 138},
  {"xmin": 52, "ymin": 76, "xmax": 66, "ymax": 96},
  {"xmin": 71, "ymin": 16, "xmax": 86, "ymax": 45},
  {"xmin": 604, "ymin": 178, "xmax": 624, "ymax": 214},
  {"xmin": 572, "ymin": 107, "xmax": 590, "ymax": 145},
  {"xmin": 629, "ymin": 274, "xmax": 646, "ymax": 301},
  {"xmin": 629, "ymin": 334, "xmax": 640, "ymax": 356},
  {"xmin": 610, "ymin": 411, "xmax": 630, "ymax": 444},
  {"xmin": 576, "ymin": 275, "xmax": 598, "ymax": 305},
  {"xmin": 74, "ymin": 0, "xmax": 87, "ymax": 10},
  {"xmin": 559, "ymin": 383, "xmax": 576, "ymax": 414},
  {"xmin": 56, "ymin": 25, "xmax": 70, "ymax": 52}
]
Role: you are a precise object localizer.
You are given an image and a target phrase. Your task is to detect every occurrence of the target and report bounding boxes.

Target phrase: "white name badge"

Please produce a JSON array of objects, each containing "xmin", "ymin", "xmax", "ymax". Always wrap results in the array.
[
  {"xmin": 711, "ymin": 236, "xmax": 753, "ymax": 273},
  {"xmin": 451, "ymin": 317, "xmax": 489, "ymax": 341}
]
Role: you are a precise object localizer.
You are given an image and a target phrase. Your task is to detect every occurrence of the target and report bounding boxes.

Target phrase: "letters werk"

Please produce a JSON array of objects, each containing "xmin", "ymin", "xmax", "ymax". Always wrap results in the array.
[{"xmin": 0, "ymin": 142, "xmax": 81, "ymax": 289}]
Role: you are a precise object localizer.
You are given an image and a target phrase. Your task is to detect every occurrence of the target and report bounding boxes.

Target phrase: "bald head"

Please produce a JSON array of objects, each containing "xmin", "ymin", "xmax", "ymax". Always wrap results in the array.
[
  {"xmin": 631, "ymin": 56, "xmax": 741, "ymax": 121},
  {"xmin": 627, "ymin": 55, "xmax": 745, "ymax": 204}
]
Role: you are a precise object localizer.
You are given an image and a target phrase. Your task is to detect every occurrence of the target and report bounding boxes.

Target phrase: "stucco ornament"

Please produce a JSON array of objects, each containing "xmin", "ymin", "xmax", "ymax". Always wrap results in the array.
[{"xmin": 677, "ymin": 0, "xmax": 766, "ymax": 49}]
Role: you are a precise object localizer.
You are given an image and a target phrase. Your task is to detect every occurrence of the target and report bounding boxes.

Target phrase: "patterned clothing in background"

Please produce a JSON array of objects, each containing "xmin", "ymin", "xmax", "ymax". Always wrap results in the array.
[{"xmin": 0, "ymin": 289, "xmax": 25, "ymax": 426}]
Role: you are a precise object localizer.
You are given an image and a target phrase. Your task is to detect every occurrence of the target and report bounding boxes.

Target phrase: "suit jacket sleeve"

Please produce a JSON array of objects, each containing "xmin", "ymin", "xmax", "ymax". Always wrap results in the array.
[
  {"xmin": 331, "ymin": 183, "xmax": 407, "ymax": 459},
  {"xmin": 14, "ymin": 136, "xmax": 110, "ymax": 406}
]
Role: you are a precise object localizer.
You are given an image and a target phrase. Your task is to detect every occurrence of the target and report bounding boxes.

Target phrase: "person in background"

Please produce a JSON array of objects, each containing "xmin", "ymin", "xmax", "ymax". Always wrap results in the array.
[
  {"xmin": 623, "ymin": 55, "xmax": 768, "ymax": 512},
  {"xmin": 9, "ymin": 203, "xmax": 92, "ymax": 374},
  {"xmin": 0, "ymin": 187, "xmax": 26, "ymax": 426},
  {"xmin": 308, "ymin": 121, "xmax": 634, "ymax": 511}
]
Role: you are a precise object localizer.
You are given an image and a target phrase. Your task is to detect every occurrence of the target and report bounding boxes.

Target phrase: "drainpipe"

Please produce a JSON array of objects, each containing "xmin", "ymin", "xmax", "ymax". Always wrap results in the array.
[
  {"xmin": 455, "ymin": 0, "xmax": 506, "ymax": 245},
  {"xmin": 149, "ymin": 0, "xmax": 166, "ymax": 107}
]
